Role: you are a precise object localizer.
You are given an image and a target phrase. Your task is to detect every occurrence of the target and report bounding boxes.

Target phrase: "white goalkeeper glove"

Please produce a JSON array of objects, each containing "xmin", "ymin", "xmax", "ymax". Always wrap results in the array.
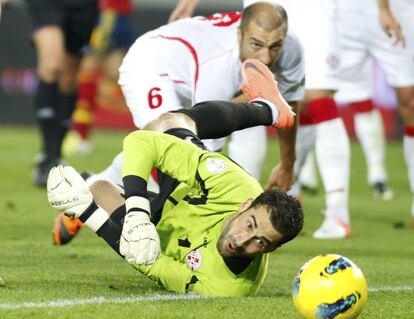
[
  {"xmin": 120, "ymin": 211, "xmax": 161, "ymax": 265},
  {"xmin": 47, "ymin": 165, "xmax": 93, "ymax": 218}
]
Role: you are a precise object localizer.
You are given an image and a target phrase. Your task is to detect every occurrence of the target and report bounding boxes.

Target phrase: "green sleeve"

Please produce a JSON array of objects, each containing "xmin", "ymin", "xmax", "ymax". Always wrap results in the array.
[
  {"xmin": 135, "ymin": 255, "xmax": 197, "ymax": 293},
  {"xmin": 123, "ymin": 130, "xmax": 205, "ymax": 187}
]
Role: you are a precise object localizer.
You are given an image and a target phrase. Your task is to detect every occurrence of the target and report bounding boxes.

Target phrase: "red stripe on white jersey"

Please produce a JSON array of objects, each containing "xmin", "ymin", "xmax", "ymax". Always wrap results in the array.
[
  {"xmin": 154, "ymin": 35, "xmax": 199, "ymax": 99},
  {"xmin": 159, "ymin": 73, "xmax": 186, "ymax": 84}
]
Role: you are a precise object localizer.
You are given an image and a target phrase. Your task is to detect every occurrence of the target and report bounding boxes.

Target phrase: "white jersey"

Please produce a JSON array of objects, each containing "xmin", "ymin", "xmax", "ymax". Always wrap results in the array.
[
  {"xmin": 118, "ymin": 12, "xmax": 305, "ymax": 150},
  {"xmin": 135, "ymin": 12, "xmax": 244, "ymax": 106}
]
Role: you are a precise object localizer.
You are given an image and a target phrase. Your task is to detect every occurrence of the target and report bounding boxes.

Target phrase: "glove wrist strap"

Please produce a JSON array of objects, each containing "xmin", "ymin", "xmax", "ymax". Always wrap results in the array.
[
  {"xmin": 125, "ymin": 196, "xmax": 151, "ymax": 216},
  {"xmin": 79, "ymin": 201, "xmax": 109, "ymax": 232}
]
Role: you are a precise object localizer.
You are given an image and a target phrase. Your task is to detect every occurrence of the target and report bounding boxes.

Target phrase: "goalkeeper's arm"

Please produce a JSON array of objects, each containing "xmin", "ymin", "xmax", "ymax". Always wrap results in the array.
[{"xmin": 121, "ymin": 131, "xmax": 206, "ymax": 266}]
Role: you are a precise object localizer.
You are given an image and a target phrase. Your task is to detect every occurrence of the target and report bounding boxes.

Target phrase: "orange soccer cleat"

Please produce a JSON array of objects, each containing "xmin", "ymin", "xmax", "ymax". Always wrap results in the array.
[
  {"xmin": 241, "ymin": 58, "xmax": 295, "ymax": 129},
  {"xmin": 53, "ymin": 213, "xmax": 84, "ymax": 245}
]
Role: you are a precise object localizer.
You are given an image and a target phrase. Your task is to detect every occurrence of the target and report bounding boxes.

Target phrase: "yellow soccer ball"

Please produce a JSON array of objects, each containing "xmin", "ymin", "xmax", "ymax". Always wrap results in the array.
[{"xmin": 292, "ymin": 254, "xmax": 368, "ymax": 319}]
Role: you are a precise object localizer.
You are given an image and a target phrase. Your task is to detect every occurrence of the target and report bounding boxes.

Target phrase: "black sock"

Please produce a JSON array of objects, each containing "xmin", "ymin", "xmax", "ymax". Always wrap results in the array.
[
  {"xmin": 80, "ymin": 201, "xmax": 123, "ymax": 256},
  {"xmin": 110, "ymin": 205, "xmax": 127, "ymax": 227},
  {"xmin": 96, "ymin": 219, "xmax": 122, "ymax": 256},
  {"xmin": 34, "ymin": 81, "xmax": 59, "ymax": 161},
  {"xmin": 173, "ymin": 100, "xmax": 273, "ymax": 139},
  {"xmin": 56, "ymin": 91, "xmax": 77, "ymax": 158}
]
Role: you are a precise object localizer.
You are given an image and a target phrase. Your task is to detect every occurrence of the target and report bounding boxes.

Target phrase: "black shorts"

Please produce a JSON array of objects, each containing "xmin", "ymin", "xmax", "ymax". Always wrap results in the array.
[{"xmin": 26, "ymin": 0, "xmax": 98, "ymax": 55}]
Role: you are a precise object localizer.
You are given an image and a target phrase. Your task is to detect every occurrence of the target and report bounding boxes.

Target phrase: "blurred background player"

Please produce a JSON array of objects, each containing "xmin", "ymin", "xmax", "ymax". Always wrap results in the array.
[
  {"xmin": 63, "ymin": 0, "xmax": 135, "ymax": 156},
  {"xmin": 335, "ymin": 59, "xmax": 393, "ymax": 200},
  {"xmin": 26, "ymin": 0, "xmax": 98, "ymax": 186},
  {"xmin": 336, "ymin": 0, "xmax": 414, "ymax": 227},
  {"xmin": 244, "ymin": 0, "xmax": 412, "ymax": 237},
  {"xmin": 299, "ymin": 59, "xmax": 393, "ymax": 200}
]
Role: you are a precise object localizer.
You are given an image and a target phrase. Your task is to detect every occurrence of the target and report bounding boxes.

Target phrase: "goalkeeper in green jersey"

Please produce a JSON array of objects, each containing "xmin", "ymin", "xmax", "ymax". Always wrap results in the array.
[{"xmin": 46, "ymin": 59, "xmax": 303, "ymax": 296}]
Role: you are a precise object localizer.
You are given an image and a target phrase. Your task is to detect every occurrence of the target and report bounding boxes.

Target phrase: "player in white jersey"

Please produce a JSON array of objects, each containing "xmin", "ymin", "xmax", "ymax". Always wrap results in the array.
[
  {"xmin": 109, "ymin": 3, "xmax": 304, "ymax": 185},
  {"xmin": 336, "ymin": 0, "xmax": 414, "ymax": 228},
  {"xmin": 165, "ymin": 1, "xmax": 304, "ymax": 179},
  {"xmin": 164, "ymin": 1, "xmax": 304, "ymax": 180},
  {"xmin": 118, "ymin": 8, "xmax": 303, "ymax": 150},
  {"xmin": 52, "ymin": 2, "xmax": 305, "ymax": 244}
]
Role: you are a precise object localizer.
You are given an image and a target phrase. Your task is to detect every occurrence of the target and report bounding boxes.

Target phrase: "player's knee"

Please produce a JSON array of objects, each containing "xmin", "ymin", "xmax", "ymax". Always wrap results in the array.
[
  {"xmin": 397, "ymin": 92, "xmax": 414, "ymax": 124},
  {"xmin": 89, "ymin": 180, "xmax": 113, "ymax": 197},
  {"xmin": 38, "ymin": 57, "xmax": 64, "ymax": 82},
  {"xmin": 158, "ymin": 112, "xmax": 180, "ymax": 125},
  {"xmin": 59, "ymin": 70, "xmax": 78, "ymax": 93},
  {"xmin": 145, "ymin": 112, "xmax": 195, "ymax": 133},
  {"xmin": 400, "ymin": 95, "xmax": 414, "ymax": 109}
]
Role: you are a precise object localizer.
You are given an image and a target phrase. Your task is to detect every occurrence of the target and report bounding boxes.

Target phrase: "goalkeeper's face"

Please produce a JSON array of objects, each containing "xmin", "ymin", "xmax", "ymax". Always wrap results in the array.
[{"xmin": 217, "ymin": 199, "xmax": 282, "ymax": 258}]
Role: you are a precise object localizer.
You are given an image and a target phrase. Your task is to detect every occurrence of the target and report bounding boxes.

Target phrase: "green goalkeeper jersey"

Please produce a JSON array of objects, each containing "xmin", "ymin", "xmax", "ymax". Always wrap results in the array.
[{"xmin": 123, "ymin": 131, "xmax": 268, "ymax": 296}]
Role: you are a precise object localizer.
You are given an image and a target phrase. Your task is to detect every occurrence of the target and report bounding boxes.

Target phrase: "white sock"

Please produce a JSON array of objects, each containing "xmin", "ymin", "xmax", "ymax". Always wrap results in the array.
[
  {"xmin": 315, "ymin": 118, "xmax": 350, "ymax": 223},
  {"xmin": 354, "ymin": 109, "xmax": 387, "ymax": 184},
  {"xmin": 294, "ymin": 124, "xmax": 317, "ymax": 178},
  {"xmin": 252, "ymin": 98, "xmax": 280, "ymax": 125},
  {"xmin": 299, "ymin": 150, "xmax": 318, "ymax": 188},
  {"xmin": 228, "ymin": 126, "xmax": 267, "ymax": 179},
  {"xmin": 326, "ymin": 191, "xmax": 349, "ymax": 224},
  {"xmin": 288, "ymin": 124, "xmax": 317, "ymax": 197},
  {"xmin": 403, "ymin": 135, "xmax": 414, "ymax": 215}
]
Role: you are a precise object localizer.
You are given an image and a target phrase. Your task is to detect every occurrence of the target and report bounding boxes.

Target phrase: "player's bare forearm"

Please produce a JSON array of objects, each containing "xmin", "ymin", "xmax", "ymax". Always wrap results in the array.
[
  {"xmin": 377, "ymin": 0, "xmax": 389, "ymax": 10},
  {"xmin": 278, "ymin": 101, "xmax": 297, "ymax": 168},
  {"xmin": 265, "ymin": 102, "xmax": 297, "ymax": 191},
  {"xmin": 168, "ymin": 0, "xmax": 199, "ymax": 23}
]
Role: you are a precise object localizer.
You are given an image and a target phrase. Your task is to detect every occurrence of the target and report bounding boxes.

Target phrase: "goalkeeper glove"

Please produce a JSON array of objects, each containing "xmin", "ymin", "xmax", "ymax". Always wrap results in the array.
[
  {"xmin": 120, "ymin": 196, "xmax": 161, "ymax": 265},
  {"xmin": 47, "ymin": 165, "xmax": 93, "ymax": 218}
]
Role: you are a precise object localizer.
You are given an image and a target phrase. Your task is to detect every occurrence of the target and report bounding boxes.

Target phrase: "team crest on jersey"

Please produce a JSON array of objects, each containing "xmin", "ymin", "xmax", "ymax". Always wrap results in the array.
[
  {"xmin": 206, "ymin": 158, "xmax": 227, "ymax": 174},
  {"xmin": 185, "ymin": 249, "xmax": 202, "ymax": 271}
]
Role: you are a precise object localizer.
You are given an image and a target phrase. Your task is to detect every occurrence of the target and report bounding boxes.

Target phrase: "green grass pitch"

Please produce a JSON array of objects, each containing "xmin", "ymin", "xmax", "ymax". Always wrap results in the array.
[{"xmin": 0, "ymin": 126, "xmax": 413, "ymax": 318}]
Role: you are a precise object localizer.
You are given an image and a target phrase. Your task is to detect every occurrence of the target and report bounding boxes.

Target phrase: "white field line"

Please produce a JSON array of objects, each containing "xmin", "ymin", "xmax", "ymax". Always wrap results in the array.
[
  {"xmin": 1, "ymin": 286, "xmax": 414, "ymax": 310},
  {"xmin": 368, "ymin": 285, "xmax": 414, "ymax": 293},
  {"xmin": 0, "ymin": 293, "xmax": 207, "ymax": 310}
]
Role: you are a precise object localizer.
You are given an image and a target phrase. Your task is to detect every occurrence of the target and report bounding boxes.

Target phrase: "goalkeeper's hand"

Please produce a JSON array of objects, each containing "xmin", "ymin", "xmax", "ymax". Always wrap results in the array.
[
  {"xmin": 120, "ymin": 211, "xmax": 161, "ymax": 265},
  {"xmin": 47, "ymin": 165, "xmax": 93, "ymax": 218}
]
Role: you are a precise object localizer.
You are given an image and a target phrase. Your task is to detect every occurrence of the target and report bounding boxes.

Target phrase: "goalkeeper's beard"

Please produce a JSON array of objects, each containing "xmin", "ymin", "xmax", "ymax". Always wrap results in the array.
[{"xmin": 217, "ymin": 211, "xmax": 250, "ymax": 258}]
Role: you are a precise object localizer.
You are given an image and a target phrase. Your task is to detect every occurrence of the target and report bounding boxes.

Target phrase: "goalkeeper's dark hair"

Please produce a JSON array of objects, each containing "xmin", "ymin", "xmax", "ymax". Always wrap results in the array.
[
  {"xmin": 251, "ymin": 189, "xmax": 303, "ymax": 247},
  {"xmin": 240, "ymin": 2, "xmax": 288, "ymax": 35}
]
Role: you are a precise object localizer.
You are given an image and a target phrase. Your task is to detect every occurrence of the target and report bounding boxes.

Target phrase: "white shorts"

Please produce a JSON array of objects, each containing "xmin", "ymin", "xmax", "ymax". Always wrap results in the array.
[
  {"xmin": 337, "ymin": 3, "xmax": 414, "ymax": 88},
  {"xmin": 118, "ymin": 37, "xmax": 226, "ymax": 151},
  {"xmin": 335, "ymin": 58, "xmax": 373, "ymax": 104},
  {"xmin": 118, "ymin": 37, "xmax": 189, "ymax": 129}
]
